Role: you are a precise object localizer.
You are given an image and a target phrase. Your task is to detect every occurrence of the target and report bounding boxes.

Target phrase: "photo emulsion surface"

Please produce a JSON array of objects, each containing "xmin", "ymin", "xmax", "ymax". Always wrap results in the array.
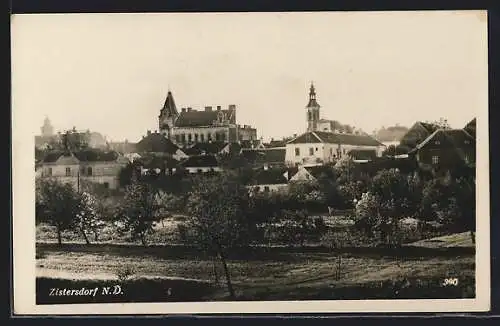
[{"xmin": 11, "ymin": 11, "xmax": 490, "ymax": 314}]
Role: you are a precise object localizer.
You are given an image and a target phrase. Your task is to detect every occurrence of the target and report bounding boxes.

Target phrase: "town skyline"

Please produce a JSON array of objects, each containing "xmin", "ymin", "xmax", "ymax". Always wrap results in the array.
[{"xmin": 13, "ymin": 11, "xmax": 486, "ymax": 142}]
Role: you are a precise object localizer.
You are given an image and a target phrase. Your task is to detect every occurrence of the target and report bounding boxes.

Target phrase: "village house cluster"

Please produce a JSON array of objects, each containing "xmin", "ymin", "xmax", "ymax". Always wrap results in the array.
[{"xmin": 35, "ymin": 83, "xmax": 476, "ymax": 193}]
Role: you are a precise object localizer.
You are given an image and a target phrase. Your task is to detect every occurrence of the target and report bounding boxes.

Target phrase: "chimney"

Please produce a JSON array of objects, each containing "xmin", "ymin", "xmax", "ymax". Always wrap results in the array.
[
  {"xmin": 187, "ymin": 107, "xmax": 192, "ymax": 112},
  {"xmin": 181, "ymin": 108, "xmax": 186, "ymax": 113},
  {"xmin": 293, "ymin": 133, "xmax": 297, "ymax": 137},
  {"xmin": 217, "ymin": 106, "xmax": 221, "ymax": 111},
  {"xmin": 147, "ymin": 130, "xmax": 151, "ymax": 136},
  {"xmin": 205, "ymin": 106, "xmax": 212, "ymax": 112}
]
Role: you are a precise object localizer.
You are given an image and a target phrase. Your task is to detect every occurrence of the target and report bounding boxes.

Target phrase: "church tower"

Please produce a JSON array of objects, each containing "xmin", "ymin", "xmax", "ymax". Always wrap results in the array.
[
  {"xmin": 41, "ymin": 116, "xmax": 54, "ymax": 137},
  {"xmin": 306, "ymin": 82, "xmax": 320, "ymax": 132},
  {"xmin": 158, "ymin": 90, "xmax": 179, "ymax": 138}
]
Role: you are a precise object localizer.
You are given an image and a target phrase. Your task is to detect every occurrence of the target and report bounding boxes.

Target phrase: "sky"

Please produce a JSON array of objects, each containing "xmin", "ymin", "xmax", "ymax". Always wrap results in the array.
[{"xmin": 11, "ymin": 11, "xmax": 487, "ymax": 143}]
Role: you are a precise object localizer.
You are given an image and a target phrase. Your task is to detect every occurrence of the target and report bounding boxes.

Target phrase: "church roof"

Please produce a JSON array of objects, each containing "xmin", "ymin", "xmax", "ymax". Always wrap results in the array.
[
  {"xmin": 136, "ymin": 132, "xmax": 180, "ymax": 154},
  {"xmin": 287, "ymin": 131, "xmax": 384, "ymax": 147},
  {"xmin": 174, "ymin": 109, "xmax": 234, "ymax": 128}
]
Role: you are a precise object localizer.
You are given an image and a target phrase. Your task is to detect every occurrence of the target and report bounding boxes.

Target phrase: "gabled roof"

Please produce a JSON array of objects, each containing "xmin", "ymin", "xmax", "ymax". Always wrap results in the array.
[
  {"xmin": 180, "ymin": 154, "xmax": 219, "ymax": 168},
  {"xmin": 174, "ymin": 109, "xmax": 235, "ymax": 128},
  {"xmin": 304, "ymin": 165, "xmax": 336, "ymax": 180},
  {"xmin": 464, "ymin": 118, "xmax": 476, "ymax": 138},
  {"xmin": 249, "ymin": 168, "xmax": 288, "ymax": 185},
  {"xmin": 40, "ymin": 149, "xmax": 121, "ymax": 163},
  {"xmin": 136, "ymin": 133, "xmax": 180, "ymax": 154},
  {"xmin": 287, "ymin": 131, "xmax": 383, "ymax": 147}
]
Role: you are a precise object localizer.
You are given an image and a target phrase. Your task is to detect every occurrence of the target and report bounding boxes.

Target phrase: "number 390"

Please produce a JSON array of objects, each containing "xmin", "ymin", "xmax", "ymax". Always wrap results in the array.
[{"xmin": 443, "ymin": 278, "xmax": 459, "ymax": 286}]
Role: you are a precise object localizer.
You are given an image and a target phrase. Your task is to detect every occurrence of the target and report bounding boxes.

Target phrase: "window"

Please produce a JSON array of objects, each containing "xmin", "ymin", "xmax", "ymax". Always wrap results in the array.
[
  {"xmin": 194, "ymin": 134, "xmax": 199, "ymax": 142},
  {"xmin": 464, "ymin": 140, "xmax": 470, "ymax": 145},
  {"xmin": 103, "ymin": 182, "xmax": 109, "ymax": 189},
  {"xmin": 315, "ymin": 147, "xmax": 318, "ymax": 151},
  {"xmin": 464, "ymin": 154, "xmax": 470, "ymax": 163},
  {"xmin": 434, "ymin": 140, "xmax": 441, "ymax": 145},
  {"xmin": 343, "ymin": 149, "xmax": 346, "ymax": 155},
  {"xmin": 309, "ymin": 148, "xmax": 314, "ymax": 156},
  {"xmin": 432, "ymin": 155, "xmax": 439, "ymax": 165},
  {"xmin": 295, "ymin": 148, "xmax": 300, "ymax": 156},
  {"xmin": 200, "ymin": 134, "xmax": 205, "ymax": 142},
  {"xmin": 264, "ymin": 186, "xmax": 270, "ymax": 193},
  {"xmin": 47, "ymin": 167, "xmax": 52, "ymax": 176},
  {"xmin": 197, "ymin": 169, "xmax": 203, "ymax": 173},
  {"xmin": 221, "ymin": 133, "xmax": 226, "ymax": 141},
  {"xmin": 181, "ymin": 134, "xmax": 186, "ymax": 143},
  {"xmin": 330, "ymin": 148, "xmax": 333, "ymax": 156},
  {"xmin": 208, "ymin": 134, "xmax": 212, "ymax": 141},
  {"xmin": 65, "ymin": 167, "xmax": 71, "ymax": 176},
  {"xmin": 87, "ymin": 166, "xmax": 93, "ymax": 176},
  {"xmin": 215, "ymin": 133, "xmax": 220, "ymax": 141},
  {"xmin": 188, "ymin": 134, "xmax": 192, "ymax": 142}
]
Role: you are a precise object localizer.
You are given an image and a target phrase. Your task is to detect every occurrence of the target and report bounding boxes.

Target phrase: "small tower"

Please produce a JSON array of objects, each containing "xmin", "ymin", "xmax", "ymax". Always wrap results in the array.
[
  {"xmin": 306, "ymin": 82, "xmax": 320, "ymax": 132},
  {"xmin": 41, "ymin": 116, "xmax": 54, "ymax": 137},
  {"xmin": 158, "ymin": 89, "xmax": 179, "ymax": 138}
]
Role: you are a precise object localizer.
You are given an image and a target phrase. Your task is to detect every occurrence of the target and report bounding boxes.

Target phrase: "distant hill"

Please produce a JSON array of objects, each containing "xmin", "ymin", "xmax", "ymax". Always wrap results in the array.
[{"xmin": 373, "ymin": 125, "xmax": 409, "ymax": 142}]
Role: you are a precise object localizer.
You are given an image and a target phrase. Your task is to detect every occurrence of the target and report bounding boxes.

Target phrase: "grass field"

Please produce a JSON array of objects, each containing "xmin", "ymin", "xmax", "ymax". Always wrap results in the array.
[{"xmin": 35, "ymin": 218, "xmax": 476, "ymax": 303}]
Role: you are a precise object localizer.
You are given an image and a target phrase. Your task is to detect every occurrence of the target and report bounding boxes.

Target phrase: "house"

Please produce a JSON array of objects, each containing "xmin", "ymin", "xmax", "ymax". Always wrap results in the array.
[
  {"xmin": 135, "ymin": 130, "xmax": 188, "ymax": 161},
  {"xmin": 247, "ymin": 168, "xmax": 290, "ymax": 194},
  {"xmin": 241, "ymin": 147, "xmax": 287, "ymax": 169},
  {"xmin": 409, "ymin": 128, "xmax": 475, "ymax": 171},
  {"xmin": 179, "ymin": 154, "xmax": 223, "ymax": 174},
  {"xmin": 135, "ymin": 154, "xmax": 180, "ymax": 176},
  {"xmin": 464, "ymin": 118, "xmax": 476, "ymax": 139},
  {"xmin": 36, "ymin": 149, "xmax": 129, "ymax": 190},
  {"xmin": 285, "ymin": 131, "xmax": 385, "ymax": 166},
  {"xmin": 158, "ymin": 90, "xmax": 258, "ymax": 146},
  {"xmin": 288, "ymin": 164, "xmax": 336, "ymax": 183},
  {"xmin": 107, "ymin": 140, "xmax": 137, "ymax": 154},
  {"xmin": 399, "ymin": 121, "xmax": 440, "ymax": 151}
]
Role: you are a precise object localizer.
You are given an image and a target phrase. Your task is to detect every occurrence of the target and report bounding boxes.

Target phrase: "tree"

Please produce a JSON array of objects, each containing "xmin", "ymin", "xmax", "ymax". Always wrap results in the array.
[
  {"xmin": 184, "ymin": 173, "xmax": 254, "ymax": 299},
  {"xmin": 36, "ymin": 178, "xmax": 81, "ymax": 245},
  {"xmin": 354, "ymin": 192, "xmax": 379, "ymax": 236},
  {"xmin": 115, "ymin": 181, "xmax": 164, "ymax": 246},
  {"xmin": 48, "ymin": 129, "xmax": 90, "ymax": 151},
  {"xmin": 369, "ymin": 168, "xmax": 412, "ymax": 246},
  {"xmin": 75, "ymin": 191, "xmax": 106, "ymax": 243}
]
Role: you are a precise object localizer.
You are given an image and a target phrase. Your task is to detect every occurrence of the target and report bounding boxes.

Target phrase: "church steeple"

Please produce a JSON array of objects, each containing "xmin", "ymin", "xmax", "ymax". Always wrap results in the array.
[
  {"xmin": 159, "ymin": 89, "xmax": 180, "ymax": 138},
  {"xmin": 306, "ymin": 82, "xmax": 320, "ymax": 132},
  {"xmin": 41, "ymin": 116, "xmax": 54, "ymax": 137}
]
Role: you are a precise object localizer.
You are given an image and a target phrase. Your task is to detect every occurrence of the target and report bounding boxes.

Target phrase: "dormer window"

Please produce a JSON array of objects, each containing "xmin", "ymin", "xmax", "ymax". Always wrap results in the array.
[{"xmin": 434, "ymin": 140, "xmax": 441, "ymax": 145}]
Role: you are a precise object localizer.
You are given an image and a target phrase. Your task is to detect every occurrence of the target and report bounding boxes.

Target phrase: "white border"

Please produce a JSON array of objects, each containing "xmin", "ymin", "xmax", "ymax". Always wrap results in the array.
[{"xmin": 11, "ymin": 11, "xmax": 490, "ymax": 315}]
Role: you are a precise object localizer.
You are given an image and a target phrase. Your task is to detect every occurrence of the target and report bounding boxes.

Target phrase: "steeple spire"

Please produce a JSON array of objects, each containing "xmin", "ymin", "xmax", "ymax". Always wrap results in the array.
[{"xmin": 307, "ymin": 81, "xmax": 320, "ymax": 108}]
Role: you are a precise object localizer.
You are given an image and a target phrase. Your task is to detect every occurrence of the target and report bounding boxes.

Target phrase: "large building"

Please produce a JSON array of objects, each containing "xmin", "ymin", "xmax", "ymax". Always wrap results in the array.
[
  {"xmin": 285, "ymin": 83, "xmax": 385, "ymax": 166},
  {"xmin": 36, "ymin": 149, "xmax": 129, "ymax": 190},
  {"xmin": 158, "ymin": 90, "xmax": 257, "ymax": 147}
]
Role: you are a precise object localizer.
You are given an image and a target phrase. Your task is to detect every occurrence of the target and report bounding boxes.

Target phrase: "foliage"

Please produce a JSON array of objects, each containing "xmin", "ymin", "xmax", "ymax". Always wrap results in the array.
[
  {"xmin": 184, "ymin": 172, "xmax": 254, "ymax": 298},
  {"xmin": 115, "ymin": 181, "xmax": 164, "ymax": 246},
  {"xmin": 47, "ymin": 128, "xmax": 89, "ymax": 151},
  {"xmin": 35, "ymin": 178, "xmax": 82, "ymax": 245},
  {"xmin": 74, "ymin": 192, "xmax": 107, "ymax": 243}
]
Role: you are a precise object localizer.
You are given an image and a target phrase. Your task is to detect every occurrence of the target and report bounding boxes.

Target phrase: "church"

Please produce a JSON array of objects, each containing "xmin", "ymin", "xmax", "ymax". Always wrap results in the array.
[
  {"xmin": 285, "ymin": 83, "xmax": 386, "ymax": 166},
  {"xmin": 158, "ymin": 90, "xmax": 257, "ymax": 147}
]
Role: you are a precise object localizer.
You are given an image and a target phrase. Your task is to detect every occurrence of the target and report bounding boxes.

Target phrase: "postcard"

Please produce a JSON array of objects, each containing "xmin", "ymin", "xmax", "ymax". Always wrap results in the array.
[{"xmin": 11, "ymin": 10, "xmax": 490, "ymax": 315}]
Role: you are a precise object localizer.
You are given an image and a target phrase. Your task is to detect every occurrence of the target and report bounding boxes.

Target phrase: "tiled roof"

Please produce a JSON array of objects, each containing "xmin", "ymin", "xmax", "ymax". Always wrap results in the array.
[
  {"xmin": 287, "ymin": 131, "xmax": 383, "ymax": 146},
  {"xmin": 136, "ymin": 133, "xmax": 179, "ymax": 154},
  {"xmin": 180, "ymin": 154, "xmax": 219, "ymax": 168},
  {"xmin": 174, "ymin": 109, "xmax": 233, "ymax": 127},
  {"xmin": 418, "ymin": 122, "xmax": 440, "ymax": 134},
  {"xmin": 250, "ymin": 168, "xmax": 288, "ymax": 185}
]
